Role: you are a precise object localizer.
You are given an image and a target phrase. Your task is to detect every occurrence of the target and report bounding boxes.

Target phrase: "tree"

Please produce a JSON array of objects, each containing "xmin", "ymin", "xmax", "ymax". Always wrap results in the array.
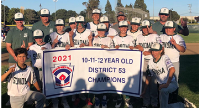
[
  {"xmin": 117, "ymin": 0, "xmax": 123, "ymax": 7},
  {"xmin": 134, "ymin": 0, "xmax": 149, "ymax": 12},
  {"xmin": 169, "ymin": 10, "xmax": 180, "ymax": 21},
  {"xmin": 24, "ymin": 9, "xmax": 37, "ymax": 24},
  {"xmin": 105, "ymin": 0, "xmax": 115, "ymax": 23},
  {"xmin": 66, "ymin": 10, "xmax": 77, "ymax": 19},
  {"xmin": 82, "ymin": 0, "xmax": 100, "ymax": 20},
  {"xmin": 1, "ymin": 4, "xmax": 10, "ymax": 23},
  {"xmin": 51, "ymin": 9, "xmax": 68, "ymax": 21},
  {"xmin": 7, "ymin": 8, "xmax": 20, "ymax": 24},
  {"xmin": 79, "ymin": 10, "xmax": 86, "ymax": 17}
]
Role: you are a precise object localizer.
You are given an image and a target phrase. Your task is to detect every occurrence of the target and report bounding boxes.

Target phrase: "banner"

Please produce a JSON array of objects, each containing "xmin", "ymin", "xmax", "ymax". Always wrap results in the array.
[{"xmin": 42, "ymin": 47, "xmax": 144, "ymax": 99}]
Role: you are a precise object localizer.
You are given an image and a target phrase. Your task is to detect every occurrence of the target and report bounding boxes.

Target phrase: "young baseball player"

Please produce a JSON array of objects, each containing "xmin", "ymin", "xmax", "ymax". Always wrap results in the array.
[
  {"xmin": 141, "ymin": 43, "xmax": 184, "ymax": 108},
  {"xmin": 127, "ymin": 17, "xmax": 142, "ymax": 47},
  {"xmin": 159, "ymin": 21, "xmax": 186, "ymax": 102},
  {"xmin": 1, "ymin": 48, "xmax": 45, "ymax": 108},
  {"xmin": 65, "ymin": 17, "xmax": 76, "ymax": 33},
  {"xmin": 135, "ymin": 20, "xmax": 159, "ymax": 108},
  {"xmin": 86, "ymin": 9, "xmax": 101, "ymax": 36},
  {"xmin": 97, "ymin": 15, "xmax": 118, "ymax": 39},
  {"xmin": 73, "ymin": 16, "xmax": 92, "ymax": 48},
  {"xmin": 50, "ymin": 19, "xmax": 73, "ymax": 50},
  {"xmin": 112, "ymin": 20, "xmax": 134, "ymax": 108}
]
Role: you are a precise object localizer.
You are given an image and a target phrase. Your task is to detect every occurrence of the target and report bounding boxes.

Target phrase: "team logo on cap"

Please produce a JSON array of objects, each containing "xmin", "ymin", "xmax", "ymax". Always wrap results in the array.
[
  {"xmin": 58, "ymin": 19, "xmax": 61, "ymax": 23},
  {"xmin": 51, "ymin": 64, "xmax": 74, "ymax": 88},
  {"xmin": 36, "ymin": 31, "xmax": 40, "ymax": 35},
  {"xmin": 163, "ymin": 9, "xmax": 166, "ymax": 12},
  {"xmin": 152, "ymin": 43, "xmax": 157, "ymax": 48},
  {"xmin": 43, "ymin": 10, "xmax": 46, "ymax": 13},
  {"xmin": 122, "ymin": 21, "xmax": 125, "ymax": 24},
  {"xmin": 167, "ymin": 22, "xmax": 170, "ymax": 25},
  {"xmin": 135, "ymin": 18, "xmax": 137, "ymax": 21},
  {"xmin": 18, "ymin": 13, "xmax": 21, "ymax": 17},
  {"xmin": 71, "ymin": 18, "xmax": 74, "ymax": 21},
  {"xmin": 144, "ymin": 21, "xmax": 146, "ymax": 25}
]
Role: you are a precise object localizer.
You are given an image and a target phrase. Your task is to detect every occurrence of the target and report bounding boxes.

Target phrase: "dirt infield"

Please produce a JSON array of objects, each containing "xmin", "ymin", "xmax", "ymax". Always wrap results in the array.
[{"xmin": 1, "ymin": 43, "xmax": 199, "ymax": 66}]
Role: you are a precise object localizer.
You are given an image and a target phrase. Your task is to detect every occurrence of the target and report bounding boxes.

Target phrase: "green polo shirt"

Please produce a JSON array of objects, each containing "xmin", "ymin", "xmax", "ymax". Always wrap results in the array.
[
  {"xmin": 152, "ymin": 21, "xmax": 182, "ymax": 35},
  {"xmin": 32, "ymin": 20, "xmax": 56, "ymax": 43},
  {"xmin": 5, "ymin": 26, "xmax": 33, "ymax": 63}
]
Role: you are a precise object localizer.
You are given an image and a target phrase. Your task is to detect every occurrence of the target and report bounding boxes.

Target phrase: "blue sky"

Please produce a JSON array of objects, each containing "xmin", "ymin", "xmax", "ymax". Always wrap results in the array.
[{"xmin": 1, "ymin": 0, "xmax": 199, "ymax": 16}]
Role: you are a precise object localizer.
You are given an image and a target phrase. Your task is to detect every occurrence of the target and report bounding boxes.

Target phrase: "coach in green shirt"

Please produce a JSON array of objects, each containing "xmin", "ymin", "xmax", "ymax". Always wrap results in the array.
[
  {"xmin": 5, "ymin": 12, "xmax": 33, "ymax": 66},
  {"xmin": 32, "ymin": 8, "xmax": 56, "ymax": 43},
  {"xmin": 152, "ymin": 7, "xmax": 189, "ymax": 36}
]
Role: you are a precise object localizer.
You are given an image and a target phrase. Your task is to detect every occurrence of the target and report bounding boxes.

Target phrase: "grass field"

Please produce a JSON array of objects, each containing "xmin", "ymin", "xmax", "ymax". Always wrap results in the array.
[{"xmin": 1, "ymin": 33, "xmax": 199, "ymax": 108}]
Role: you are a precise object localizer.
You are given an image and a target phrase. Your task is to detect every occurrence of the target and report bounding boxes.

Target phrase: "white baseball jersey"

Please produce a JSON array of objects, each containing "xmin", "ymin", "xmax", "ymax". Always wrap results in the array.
[
  {"xmin": 5, "ymin": 64, "xmax": 37, "ymax": 96},
  {"xmin": 28, "ymin": 43, "xmax": 52, "ymax": 68},
  {"xmin": 73, "ymin": 29, "xmax": 91, "ymax": 48},
  {"xmin": 147, "ymin": 55, "xmax": 175, "ymax": 84},
  {"xmin": 113, "ymin": 35, "xmax": 134, "ymax": 48},
  {"xmin": 127, "ymin": 30, "xmax": 142, "ymax": 47},
  {"xmin": 93, "ymin": 36, "xmax": 113, "ymax": 48},
  {"xmin": 159, "ymin": 34, "xmax": 186, "ymax": 62},
  {"xmin": 86, "ymin": 22, "xmax": 98, "ymax": 36},
  {"xmin": 50, "ymin": 32, "xmax": 70, "ymax": 48},
  {"xmin": 136, "ymin": 34, "xmax": 159, "ymax": 60}
]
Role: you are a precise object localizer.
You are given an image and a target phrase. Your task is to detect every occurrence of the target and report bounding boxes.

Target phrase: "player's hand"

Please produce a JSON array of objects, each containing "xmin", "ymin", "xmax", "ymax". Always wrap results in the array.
[
  {"xmin": 129, "ymin": 46, "xmax": 134, "ymax": 50},
  {"xmin": 53, "ymin": 35, "xmax": 59, "ymax": 44},
  {"xmin": 101, "ymin": 45, "xmax": 108, "ymax": 49},
  {"xmin": 170, "ymin": 36, "xmax": 177, "ymax": 45},
  {"xmin": 41, "ymin": 47, "xmax": 47, "ymax": 50},
  {"xmin": 8, "ymin": 64, "xmax": 16, "ymax": 73},
  {"xmin": 147, "ymin": 26, "xmax": 154, "ymax": 34},
  {"xmin": 79, "ymin": 43, "xmax": 85, "ymax": 47},
  {"xmin": 181, "ymin": 18, "xmax": 187, "ymax": 27},
  {"xmin": 65, "ymin": 44, "xmax": 71, "ymax": 50},
  {"xmin": 88, "ymin": 35, "xmax": 93, "ymax": 41},
  {"xmin": 159, "ymin": 84, "xmax": 169, "ymax": 90},
  {"xmin": 69, "ymin": 31, "xmax": 74, "ymax": 38},
  {"xmin": 143, "ymin": 51, "xmax": 151, "ymax": 56},
  {"xmin": 135, "ymin": 45, "xmax": 144, "ymax": 51},
  {"xmin": 21, "ymin": 41, "xmax": 25, "ymax": 48},
  {"xmin": 14, "ymin": 56, "xmax": 18, "ymax": 62},
  {"xmin": 115, "ymin": 45, "xmax": 120, "ymax": 49}
]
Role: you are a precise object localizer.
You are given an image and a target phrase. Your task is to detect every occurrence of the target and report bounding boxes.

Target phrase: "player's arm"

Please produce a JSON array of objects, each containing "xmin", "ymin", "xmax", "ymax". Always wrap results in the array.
[
  {"xmin": 141, "ymin": 65, "xmax": 152, "ymax": 97},
  {"xmin": 170, "ymin": 36, "xmax": 186, "ymax": 52},
  {"xmin": 88, "ymin": 32, "xmax": 93, "ymax": 46},
  {"xmin": 33, "ymin": 81, "xmax": 41, "ymax": 92},
  {"xmin": 6, "ymin": 43, "xmax": 17, "ymax": 61},
  {"xmin": 69, "ymin": 33, "xmax": 74, "ymax": 47},
  {"xmin": 27, "ymin": 42, "xmax": 33, "ymax": 50},
  {"xmin": 135, "ymin": 45, "xmax": 144, "ymax": 51},
  {"xmin": 1, "ymin": 65, "xmax": 16, "ymax": 82},
  {"xmin": 178, "ymin": 18, "xmax": 189, "ymax": 36},
  {"xmin": 51, "ymin": 35, "xmax": 58, "ymax": 48}
]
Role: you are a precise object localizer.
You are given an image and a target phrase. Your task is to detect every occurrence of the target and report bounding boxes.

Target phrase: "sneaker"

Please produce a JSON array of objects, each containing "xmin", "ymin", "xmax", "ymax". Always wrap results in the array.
[
  {"xmin": 125, "ymin": 98, "xmax": 130, "ymax": 107},
  {"xmin": 62, "ymin": 102, "xmax": 70, "ymax": 108},
  {"xmin": 79, "ymin": 94, "xmax": 86, "ymax": 101},
  {"xmin": 101, "ymin": 99, "xmax": 107, "ymax": 108},
  {"xmin": 94, "ymin": 98, "xmax": 100, "ymax": 108},
  {"xmin": 86, "ymin": 98, "xmax": 93, "ymax": 106},
  {"xmin": 72, "ymin": 95, "xmax": 76, "ymax": 102},
  {"xmin": 115, "ymin": 98, "xmax": 122, "ymax": 108},
  {"xmin": 184, "ymin": 98, "xmax": 197, "ymax": 108}
]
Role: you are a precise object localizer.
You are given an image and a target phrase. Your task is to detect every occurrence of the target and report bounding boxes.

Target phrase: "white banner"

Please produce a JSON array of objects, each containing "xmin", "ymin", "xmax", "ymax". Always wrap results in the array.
[{"xmin": 42, "ymin": 47, "xmax": 144, "ymax": 99}]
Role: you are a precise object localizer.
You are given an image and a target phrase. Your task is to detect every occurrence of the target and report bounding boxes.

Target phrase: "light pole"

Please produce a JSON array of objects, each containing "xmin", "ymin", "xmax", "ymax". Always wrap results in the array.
[
  {"xmin": 153, "ymin": 0, "xmax": 154, "ymax": 20},
  {"xmin": 53, "ymin": 0, "xmax": 58, "ymax": 20},
  {"xmin": 170, "ymin": 8, "xmax": 173, "ymax": 21},
  {"xmin": 188, "ymin": 4, "xmax": 192, "ymax": 23},
  {"xmin": 39, "ymin": 3, "xmax": 42, "ymax": 10}
]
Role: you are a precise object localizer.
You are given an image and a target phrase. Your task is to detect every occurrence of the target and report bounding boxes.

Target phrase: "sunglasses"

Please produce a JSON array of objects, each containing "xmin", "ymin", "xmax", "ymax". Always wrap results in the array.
[{"xmin": 159, "ymin": 14, "xmax": 169, "ymax": 16}]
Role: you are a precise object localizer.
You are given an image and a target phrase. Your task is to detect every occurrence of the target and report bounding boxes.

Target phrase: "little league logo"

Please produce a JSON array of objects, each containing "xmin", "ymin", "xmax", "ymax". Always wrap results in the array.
[{"xmin": 51, "ymin": 64, "xmax": 74, "ymax": 88}]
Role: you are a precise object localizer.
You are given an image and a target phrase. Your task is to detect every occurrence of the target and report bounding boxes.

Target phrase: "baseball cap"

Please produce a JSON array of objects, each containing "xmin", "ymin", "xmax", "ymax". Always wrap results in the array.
[
  {"xmin": 119, "ymin": 21, "xmax": 128, "ymax": 27},
  {"xmin": 92, "ymin": 9, "xmax": 101, "ymax": 14},
  {"xmin": 100, "ymin": 16, "xmax": 109, "ymax": 23},
  {"xmin": 33, "ymin": 29, "xmax": 44, "ymax": 38},
  {"xmin": 159, "ymin": 8, "xmax": 169, "ymax": 15},
  {"xmin": 150, "ymin": 43, "xmax": 162, "ymax": 51},
  {"xmin": 117, "ymin": 11, "xmax": 126, "ymax": 17},
  {"xmin": 141, "ymin": 20, "xmax": 151, "ymax": 28},
  {"xmin": 76, "ymin": 16, "xmax": 85, "ymax": 23},
  {"xmin": 69, "ymin": 17, "xmax": 76, "ymax": 24},
  {"xmin": 40, "ymin": 9, "xmax": 50, "ymax": 17},
  {"xmin": 55, "ymin": 19, "xmax": 65, "ymax": 26},
  {"xmin": 164, "ymin": 21, "xmax": 174, "ymax": 28},
  {"xmin": 131, "ymin": 17, "xmax": 141, "ymax": 25},
  {"xmin": 97, "ymin": 23, "xmax": 107, "ymax": 31},
  {"xmin": 14, "ymin": 13, "xmax": 24, "ymax": 21}
]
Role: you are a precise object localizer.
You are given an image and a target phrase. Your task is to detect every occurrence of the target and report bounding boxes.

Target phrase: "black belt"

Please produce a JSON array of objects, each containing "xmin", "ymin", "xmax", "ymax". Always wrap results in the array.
[{"xmin": 35, "ymin": 67, "xmax": 42, "ymax": 71}]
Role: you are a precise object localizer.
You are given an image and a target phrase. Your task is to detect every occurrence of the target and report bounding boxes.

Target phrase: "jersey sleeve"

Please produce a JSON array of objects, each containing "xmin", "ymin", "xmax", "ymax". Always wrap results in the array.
[
  {"xmin": 29, "ymin": 68, "xmax": 37, "ymax": 84},
  {"xmin": 5, "ymin": 30, "xmax": 12, "ymax": 43},
  {"xmin": 3, "ymin": 68, "xmax": 12, "ymax": 82},
  {"xmin": 27, "ymin": 49, "xmax": 31, "ymax": 59},
  {"xmin": 176, "ymin": 36, "xmax": 186, "ymax": 49},
  {"xmin": 86, "ymin": 23, "xmax": 90, "ymax": 29},
  {"xmin": 164, "ymin": 55, "xmax": 174, "ymax": 70}
]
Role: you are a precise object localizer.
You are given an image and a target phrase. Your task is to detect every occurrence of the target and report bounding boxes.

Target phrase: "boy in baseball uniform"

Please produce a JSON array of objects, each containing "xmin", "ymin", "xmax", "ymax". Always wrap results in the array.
[
  {"xmin": 135, "ymin": 20, "xmax": 159, "ymax": 107},
  {"xmin": 127, "ymin": 17, "xmax": 142, "ymax": 47},
  {"xmin": 141, "ymin": 43, "xmax": 184, "ymax": 108},
  {"xmin": 50, "ymin": 19, "xmax": 73, "ymax": 50},
  {"xmin": 1, "ymin": 48, "xmax": 45, "ymax": 108}
]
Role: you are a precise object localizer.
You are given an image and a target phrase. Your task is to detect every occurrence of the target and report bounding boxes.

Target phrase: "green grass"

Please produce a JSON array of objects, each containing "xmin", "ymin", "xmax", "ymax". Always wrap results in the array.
[
  {"xmin": 181, "ymin": 33, "xmax": 199, "ymax": 43},
  {"xmin": 1, "ymin": 55, "xmax": 199, "ymax": 108}
]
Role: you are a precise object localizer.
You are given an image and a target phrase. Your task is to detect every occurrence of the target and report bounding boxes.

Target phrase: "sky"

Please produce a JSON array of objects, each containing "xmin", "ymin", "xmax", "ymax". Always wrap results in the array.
[{"xmin": 1, "ymin": 0, "xmax": 199, "ymax": 17}]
